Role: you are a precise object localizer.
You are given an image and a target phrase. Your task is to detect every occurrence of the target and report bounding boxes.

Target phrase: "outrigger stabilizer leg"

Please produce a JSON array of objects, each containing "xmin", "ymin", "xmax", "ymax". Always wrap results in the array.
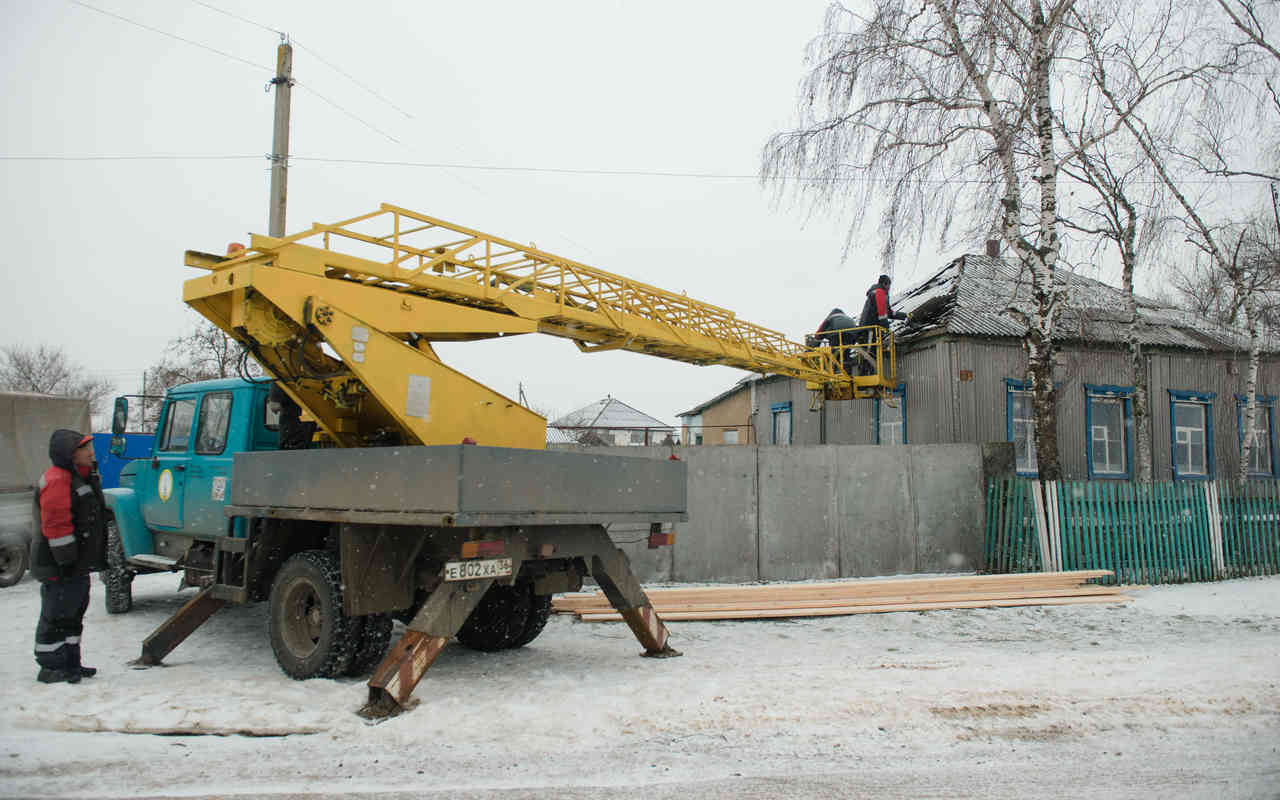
[
  {"xmin": 131, "ymin": 585, "xmax": 228, "ymax": 666},
  {"xmin": 359, "ymin": 576, "xmax": 495, "ymax": 719},
  {"xmin": 590, "ymin": 546, "xmax": 681, "ymax": 659},
  {"xmin": 359, "ymin": 526, "xmax": 679, "ymax": 718}
]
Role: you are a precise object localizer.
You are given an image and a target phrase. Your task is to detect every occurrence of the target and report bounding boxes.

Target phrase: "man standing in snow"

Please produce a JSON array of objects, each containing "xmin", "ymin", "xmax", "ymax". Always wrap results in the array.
[{"xmin": 31, "ymin": 430, "xmax": 107, "ymax": 684}]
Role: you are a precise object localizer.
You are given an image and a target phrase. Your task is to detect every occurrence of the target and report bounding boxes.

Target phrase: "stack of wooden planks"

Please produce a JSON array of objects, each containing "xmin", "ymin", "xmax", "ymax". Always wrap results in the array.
[{"xmin": 554, "ymin": 570, "xmax": 1134, "ymax": 622}]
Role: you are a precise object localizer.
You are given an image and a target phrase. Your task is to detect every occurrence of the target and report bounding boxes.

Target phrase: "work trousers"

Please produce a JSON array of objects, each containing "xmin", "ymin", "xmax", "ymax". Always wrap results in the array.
[{"xmin": 34, "ymin": 574, "xmax": 90, "ymax": 671}]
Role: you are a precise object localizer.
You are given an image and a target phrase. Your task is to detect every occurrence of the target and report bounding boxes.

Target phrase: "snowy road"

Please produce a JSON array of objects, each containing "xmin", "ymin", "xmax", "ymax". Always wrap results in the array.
[{"xmin": 0, "ymin": 572, "xmax": 1276, "ymax": 799}]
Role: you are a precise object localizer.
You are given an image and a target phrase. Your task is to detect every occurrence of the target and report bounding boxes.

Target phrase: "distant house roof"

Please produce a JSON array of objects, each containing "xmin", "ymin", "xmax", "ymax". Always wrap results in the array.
[
  {"xmin": 677, "ymin": 376, "xmax": 753, "ymax": 419},
  {"xmin": 550, "ymin": 397, "xmax": 673, "ymax": 431},
  {"xmin": 677, "ymin": 374, "xmax": 792, "ymax": 418},
  {"xmin": 893, "ymin": 254, "xmax": 1276, "ymax": 352}
]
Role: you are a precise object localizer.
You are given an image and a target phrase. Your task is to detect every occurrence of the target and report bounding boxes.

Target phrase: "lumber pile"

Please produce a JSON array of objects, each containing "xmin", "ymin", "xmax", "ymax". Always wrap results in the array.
[{"xmin": 554, "ymin": 570, "xmax": 1134, "ymax": 622}]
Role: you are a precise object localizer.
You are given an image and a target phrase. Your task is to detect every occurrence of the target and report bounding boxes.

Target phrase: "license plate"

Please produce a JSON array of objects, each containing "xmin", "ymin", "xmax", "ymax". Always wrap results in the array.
[{"xmin": 443, "ymin": 557, "xmax": 513, "ymax": 582}]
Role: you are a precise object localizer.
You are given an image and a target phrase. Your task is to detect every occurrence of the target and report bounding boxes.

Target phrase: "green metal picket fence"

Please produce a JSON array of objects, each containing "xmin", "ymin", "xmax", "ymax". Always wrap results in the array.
[{"xmin": 985, "ymin": 478, "xmax": 1280, "ymax": 585}]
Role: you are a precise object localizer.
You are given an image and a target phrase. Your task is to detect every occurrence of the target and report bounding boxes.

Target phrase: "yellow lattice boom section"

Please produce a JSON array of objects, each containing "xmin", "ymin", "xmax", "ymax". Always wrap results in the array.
[{"xmin": 183, "ymin": 204, "xmax": 893, "ymax": 447}]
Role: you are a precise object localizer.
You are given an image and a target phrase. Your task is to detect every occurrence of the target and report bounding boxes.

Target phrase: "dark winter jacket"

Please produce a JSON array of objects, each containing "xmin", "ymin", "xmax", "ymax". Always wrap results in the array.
[
  {"xmin": 858, "ymin": 284, "xmax": 908, "ymax": 329},
  {"xmin": 816, "ymin": 308, "xmax": 859, "ymax": 348},
  {"xmin": 30, "ymin": 429, "xmax": 107, "ymax": 581}
]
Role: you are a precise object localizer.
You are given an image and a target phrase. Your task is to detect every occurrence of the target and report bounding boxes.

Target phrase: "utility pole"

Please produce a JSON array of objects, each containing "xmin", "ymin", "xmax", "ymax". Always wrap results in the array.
[{"xmin": 268, "ymin": 37, "xmax": 293, "ymax": 238}]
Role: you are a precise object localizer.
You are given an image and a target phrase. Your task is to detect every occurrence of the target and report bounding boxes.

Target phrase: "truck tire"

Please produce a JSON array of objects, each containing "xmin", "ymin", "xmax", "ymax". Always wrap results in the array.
[
  {"xmin": 455, "ymin": 583, "xmax": 531, "ymax": 652},
  {"xmin": 344, "ymin": 614, "xmax": 393, "ymax": 677},
  {"xmin": 103, "ymin": 521, "xmax": 134, "ymax": 613},
  {"xmin": 268, "ymin": 550, "xmax": 352, "ymax": 680},
  {"xmin": 508, "ymin": 585, "xmax": 553, "ymax": 648},
  {"xmin": 0, "ymin": 538, "xmax": 27, "ymax": 588}
]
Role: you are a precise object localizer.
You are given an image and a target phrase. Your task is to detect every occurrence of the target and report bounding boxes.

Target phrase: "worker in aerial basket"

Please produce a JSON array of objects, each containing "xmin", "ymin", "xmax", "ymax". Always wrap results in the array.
[
  {"xmin": 815, "ymin": 307, "xmax": 860, "ymax": 374},
  {"xmin": 30, "ymin": 430, "xmax": 107, "ymax": 684},
  {"xmin": 856, "ymin": 274, "xmax": 909, "ymax": 374}
]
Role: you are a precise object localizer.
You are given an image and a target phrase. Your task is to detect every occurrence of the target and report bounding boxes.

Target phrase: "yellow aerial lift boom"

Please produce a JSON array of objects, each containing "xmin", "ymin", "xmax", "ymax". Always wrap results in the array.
[{"xmin": 183, "ymin": 203, "xmax": 897, "ymax": 448}]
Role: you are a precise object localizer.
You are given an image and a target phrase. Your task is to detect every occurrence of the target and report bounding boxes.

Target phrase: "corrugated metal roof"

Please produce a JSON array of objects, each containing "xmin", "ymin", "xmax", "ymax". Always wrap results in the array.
[{"xmin": 893, "ymin": 254, "xmax": 1276, "ymax": 352}]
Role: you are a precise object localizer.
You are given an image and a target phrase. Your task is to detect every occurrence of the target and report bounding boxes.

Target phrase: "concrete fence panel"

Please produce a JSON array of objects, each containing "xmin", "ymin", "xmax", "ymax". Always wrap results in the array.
[
  {"xmin": 558, "ymin": 442, "xmax": 1011, "ymax": 584},
  {"xmin": 908, "ymin": 444, "xmax": 987, "ymax": 573},
  {"xmin": 758, "ymin": 446, "xmax": 839, "ymax": 581},
  {"xmin": 834, "ymin": 446, "xmax": 915, "ymax": 577}
]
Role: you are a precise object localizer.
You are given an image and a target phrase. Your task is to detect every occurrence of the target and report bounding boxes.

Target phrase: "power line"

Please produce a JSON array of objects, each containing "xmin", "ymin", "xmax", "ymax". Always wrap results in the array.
[
  {"xmin": 187, "ymin": 0, "xmax": 282, "ymax": 36},
  {"xmin": 66, "ymin": 0, "xmax": 272, "ymax": 74},
  {"xmin": 66, "ymin": 1, "xmax": 402, "ymax": 146},
  {"xmin": 0, "ymin": 154, "xmax": 261, "ymax": 162},
  {"xmin": 292, "ymin": 82, "xmax": 403, "ymax": 146},
  {"xmin": 289, "ymin": 156, "xmax": 1276, "ymax": 186},
  {"xmin": 1, "ymin": 153, "xmax": 1273, "ymax": 186},
  {"xmin": 289, "ymin": 156, "xmax": 777, "ymax": 180},
  {"xmin": 187, "ymin": 0, "xmax": 415, "ymax": 120},
  {"xmin": 292, "ymin": 40, "xmax": 416, "ymax": 120}
]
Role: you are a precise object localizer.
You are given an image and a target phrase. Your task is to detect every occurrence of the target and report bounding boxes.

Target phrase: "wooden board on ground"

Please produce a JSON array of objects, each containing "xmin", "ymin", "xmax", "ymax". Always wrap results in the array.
[{"xmin": 555, "ymin": 570, "xmax": 1129, "ymax": 622}]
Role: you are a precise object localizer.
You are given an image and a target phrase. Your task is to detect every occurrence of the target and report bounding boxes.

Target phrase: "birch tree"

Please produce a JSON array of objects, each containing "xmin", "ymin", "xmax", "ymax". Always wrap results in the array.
[
  {"xmin": 765, "ymin": 0, "xmax": 1087, "ymax": 479},
  {"xmin": 1077, "ymin": 7, "xmax": 1278, "ymax": 479},
  {"xmin": 1056, "ymin": 0, "xmax": 1231, "ymax": 481}
]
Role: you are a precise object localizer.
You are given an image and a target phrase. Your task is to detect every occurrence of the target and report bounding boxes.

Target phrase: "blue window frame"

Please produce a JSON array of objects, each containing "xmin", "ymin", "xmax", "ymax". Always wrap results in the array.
[
  {"xmin": 1235, "ymin": 394, "xmax": 1278, "ymax": 477},
  {"xmin": 1169, "ymin": 390, "xmax": 1215, "ymax": 480},
  {"xmin": 1085, "ymin": 383, "xmax": 1133, "ymax": 480},
  {"xmin": 770, "ymin": 402, "xmax": 792, "ymax": 445},
  {"xmin": 874, "ymin": 383, "xmax": 907, "ymax": 445},
  {"xmin": 1006, "ymin": 379, "xmax": 1037, "ymax": 476}
]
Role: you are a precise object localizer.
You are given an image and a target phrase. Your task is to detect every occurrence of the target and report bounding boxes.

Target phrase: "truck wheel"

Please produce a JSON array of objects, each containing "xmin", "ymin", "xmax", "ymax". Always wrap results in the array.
[
  {"xmin": 508, "ymin": 584, "xmax": 553, "ymax": 648},
  {"xmin": 103, "ymin": 521, "xmax": 134, "ymax": 613},
  {"xmin": 268, "ymin": 550, "xmax": 352, "ymax": 679},
  {"xmin": 344, "ymin": 614, "xmax": 393, "ymax": 677},
  {"xmin": 455, "ymin": 583, "xmax": 531, "ymax": 652},
  {"xmin": 0, "ymin": 538, "xmax": 27, "ymax": 588}
]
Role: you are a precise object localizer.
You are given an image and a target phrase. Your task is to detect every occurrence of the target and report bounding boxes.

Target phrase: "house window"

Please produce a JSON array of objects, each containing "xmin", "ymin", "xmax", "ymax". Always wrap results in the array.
[
  {"xmin": 1006, "ymin": 379, "xmax": 1036, "ymax": 475},
  {"xmin": 723, "ymin": 429, "xmax": 739, "ymax": 445},
  {"xmin": 771, "ymin": 402, "xmax": 792, "ymax": 445},
  {"xmin": 1085, "ymin": 384, "xmax": 1133, "ymax": 479},
  {"xmin": 1236, "ymin": 395, "xmax": 1278, "ymax": 477},
  {"xmin": 875, "ymin": 383, "xmax": 907, "ymax": 446},
  {"xmin": 1169, "ymin": 390, "xmax": 1214, "ymax": 480}
]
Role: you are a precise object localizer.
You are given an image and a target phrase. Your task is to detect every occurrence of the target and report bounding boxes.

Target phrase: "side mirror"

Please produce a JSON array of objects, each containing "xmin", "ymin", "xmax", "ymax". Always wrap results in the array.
[
  {"xmin": 111, "ymin": 397, "xmax": 128, "ymax": 436},
  {"xmin": 108, "ymin": 435, "xmax": 126, "ymax": 457}
]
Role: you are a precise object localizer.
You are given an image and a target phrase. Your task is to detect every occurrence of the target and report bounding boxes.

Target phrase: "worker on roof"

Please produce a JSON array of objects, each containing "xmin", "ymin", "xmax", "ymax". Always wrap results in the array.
[
  {"xmin": 856, "ymin": 275, "xmax": 909, "ymax": 375},
  {"xmin": 31, "ymin": 429, "xmax": 107, "ymax": 684},
  {"xmin": 815, "ymin": 307, "xmax": 859, "ymax": 374}
]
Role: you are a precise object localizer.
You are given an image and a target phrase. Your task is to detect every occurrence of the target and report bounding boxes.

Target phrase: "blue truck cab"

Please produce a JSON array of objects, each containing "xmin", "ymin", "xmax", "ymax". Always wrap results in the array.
[{"xmin": 106, "ymin": 378, "xmax": 279, "ymax": 572}]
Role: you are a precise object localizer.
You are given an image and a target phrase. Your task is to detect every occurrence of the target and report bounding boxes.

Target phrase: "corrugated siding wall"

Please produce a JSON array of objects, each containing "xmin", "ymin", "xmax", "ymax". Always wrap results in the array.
[
  {"xmin": 948, "ymin": 339, "xmax": 1023, "ymax": 445},
  {"xmin": 899, "ymin": 340, "xmax": 955, "ymax": 443},
  {"xmin": 700, "ymin": 334, "xmax": 1279, "ymax": 479},
  {"xmin": 1150, "ymin": 351, "xmax": 1280, "ymax": 480},
  {"xmin": 821, "ymin": 386, "xmax": 877, "ymax": 444}
]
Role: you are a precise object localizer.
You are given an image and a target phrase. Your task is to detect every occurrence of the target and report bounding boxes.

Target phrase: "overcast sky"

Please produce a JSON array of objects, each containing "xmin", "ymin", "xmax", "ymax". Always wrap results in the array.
[{"xmin": 2, "ymin": 0, "xmax": 966, "ymax": 430}]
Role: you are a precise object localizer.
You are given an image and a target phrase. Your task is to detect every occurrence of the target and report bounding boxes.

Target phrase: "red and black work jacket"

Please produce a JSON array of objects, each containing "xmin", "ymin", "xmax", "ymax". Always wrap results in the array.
[
  {"xmin": 858, "ymin": 284, "xmax": 908, "ymax": 329},
  {"xmin": 30, "ymin": 431, "xmax": 107, "ymax": 581}
]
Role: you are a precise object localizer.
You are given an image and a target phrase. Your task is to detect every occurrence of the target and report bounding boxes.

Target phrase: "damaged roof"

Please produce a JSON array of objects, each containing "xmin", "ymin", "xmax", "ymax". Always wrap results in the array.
[{"xmin": 892, "ymin": 254, "xmax": 1275, "ymax": 352}]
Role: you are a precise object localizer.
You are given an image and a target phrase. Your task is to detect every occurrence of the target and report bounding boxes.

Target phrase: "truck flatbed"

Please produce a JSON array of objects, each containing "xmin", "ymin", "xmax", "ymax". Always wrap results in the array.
[{"xmin": 225, "ymin": 445, "xmax": 687, "ymax": 527}]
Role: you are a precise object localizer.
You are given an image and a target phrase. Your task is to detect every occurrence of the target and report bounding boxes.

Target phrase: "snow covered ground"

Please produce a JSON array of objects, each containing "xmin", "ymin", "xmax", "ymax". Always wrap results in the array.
[{"xmin": 0, "ymin": 571, "xmax": 1276, "ymax": 799}]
